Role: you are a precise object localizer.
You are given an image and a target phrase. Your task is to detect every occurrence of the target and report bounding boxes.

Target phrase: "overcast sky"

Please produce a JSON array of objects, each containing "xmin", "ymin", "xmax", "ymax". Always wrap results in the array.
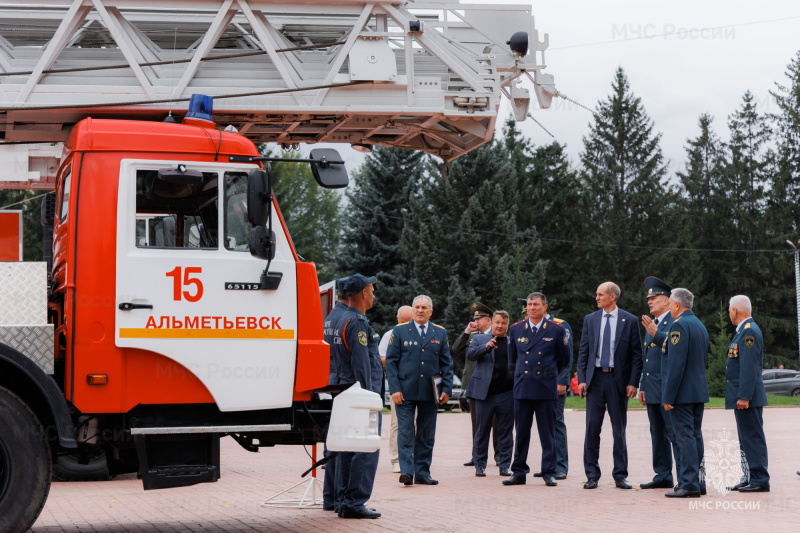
[
  {"xmin": 327, "ymin": 0, "xmax": 800, "ymax": 177},
  {"xmin": 488, "ymin": 0, "xmax": 800, "ymax": 175}
]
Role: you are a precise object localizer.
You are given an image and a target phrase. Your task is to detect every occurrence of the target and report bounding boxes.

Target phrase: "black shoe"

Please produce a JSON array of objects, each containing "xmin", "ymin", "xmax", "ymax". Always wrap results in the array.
[
  {"xmin": 640, "ymin": 479, "xmax": 673, "ymax": 489},
  {"xmin": 615, "ymin": 478, "xmax": 632, "ymax": 490},
  {"xmin": 499, "ymin": 467, "xmax": 512, "ymax": 476},
  {"xmin": 475, "ymin": 468, "xmax": 486, "ymax": 477},
  {"xmin": 555, "ymin": 472, "xmax": 567, "ymax": 480},
  {"xmin": 532, "ymin": 471, "xmax": 543, "ymax": 477},
  {"xmin": 323, "ymin": 505, "xmax": 336, "ymax": 512},
  {"xmin": 543, "ymin": 475, "xmax": 557, "ymax": 487},
  {"xmin": 340, "ymin": 507, "xmax": 381, "ymax": 519},
  {"xmin": 584, "ymin": 479, "xmax": 599, "ymax": 489},
  {"xmin": 464, "ymin": 459, "xmax": 475, "ymax": 466},
  {"xmin": 502, "ymin": 475, "xmax": 526, "ymax": 486},
  {"xmin": 726, "ymin": 482, "xmax": 747, "ymax": 491},
  {"xmin": 701, "ymin": 487, "xmax": 707, "ymax": 495},
  {"xmin": 739, "ymin": 484, "xmax": 770, "ymax": 493},
  {"xmin": 399, "ymin": 473, "xmax": 413, "ymax": 486},
  {"xmin": 415, "ymin": 476, "xmax": 439, "ymax": 485},
  {"xmin": 665, "ymin": 489, "xmax": 701, "ymax": 498}
]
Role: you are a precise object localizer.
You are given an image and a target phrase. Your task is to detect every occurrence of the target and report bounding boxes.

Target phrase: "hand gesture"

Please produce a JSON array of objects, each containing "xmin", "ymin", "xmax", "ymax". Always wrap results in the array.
[{"xmin": 641, "ymin": 315, "xmax": 657, "ymax": 337}]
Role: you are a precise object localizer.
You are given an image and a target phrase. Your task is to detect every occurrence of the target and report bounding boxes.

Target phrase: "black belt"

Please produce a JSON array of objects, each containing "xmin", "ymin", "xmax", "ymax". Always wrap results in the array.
[{"xmin": 596, "ymin": 366, "xmax": 614, "ymax": 373}]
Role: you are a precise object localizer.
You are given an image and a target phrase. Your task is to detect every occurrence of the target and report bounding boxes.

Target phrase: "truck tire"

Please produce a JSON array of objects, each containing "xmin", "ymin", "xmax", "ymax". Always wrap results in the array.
[
  {"xmin": 53, "ymin": 451, "xmax": 110, "ymax": 482},
  {"xmin": 0, "ymin": 386, "xmax": 52, "ymax": 533}
]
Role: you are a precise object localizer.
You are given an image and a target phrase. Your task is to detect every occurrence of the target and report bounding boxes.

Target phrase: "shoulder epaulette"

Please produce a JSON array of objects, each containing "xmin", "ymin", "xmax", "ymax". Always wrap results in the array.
[
  {"xmin": 397, "ymin": 321, "xmax": 409, "ymax": 326},
  {"xmin": 551, "ymin": 318, "xmax": 564, "ymax": 324},
  {"xmin": 511, "ymin": 319, "xmax": 525, "ymax": 327},
  {"xmin": 744, "ymin": 323, "xmax": 751, "ymax": 329},
  {"xmin": 432, "ymin": 323, "xmax": 446, "ymax": 330},
  {"xmin": 548, "ymin": 319, "xmax": 564, "ymax": 328}
]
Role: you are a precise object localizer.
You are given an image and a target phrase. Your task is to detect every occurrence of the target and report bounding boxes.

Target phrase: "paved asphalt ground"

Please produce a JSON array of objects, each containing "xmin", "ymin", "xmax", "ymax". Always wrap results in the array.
[{"xmin": 33, "ymin": 407, "xmax": 799, "ymax": 532}]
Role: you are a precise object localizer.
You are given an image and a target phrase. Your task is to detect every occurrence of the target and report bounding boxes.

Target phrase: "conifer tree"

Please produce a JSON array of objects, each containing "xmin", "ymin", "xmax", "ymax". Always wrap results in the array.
[
  {"xmin": 337, "ymin": 147, "xmax": 425, "ymax": 333},
  {"xmin": 579, "ymin": 67, "xmax": 668, "ymax": 303}
]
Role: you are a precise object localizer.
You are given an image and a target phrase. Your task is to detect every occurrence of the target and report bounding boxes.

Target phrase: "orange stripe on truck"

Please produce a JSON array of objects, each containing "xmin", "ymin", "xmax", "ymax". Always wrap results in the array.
[{"xmin": 119, "ymin": 328, "xmax": 295, "ymax": 339}]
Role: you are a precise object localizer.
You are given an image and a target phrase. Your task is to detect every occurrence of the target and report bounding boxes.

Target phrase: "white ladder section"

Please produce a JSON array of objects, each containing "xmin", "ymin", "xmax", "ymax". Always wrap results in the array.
[{"xmin": 0, "ymin": 0, "xmax": 556, "ymax": 188}]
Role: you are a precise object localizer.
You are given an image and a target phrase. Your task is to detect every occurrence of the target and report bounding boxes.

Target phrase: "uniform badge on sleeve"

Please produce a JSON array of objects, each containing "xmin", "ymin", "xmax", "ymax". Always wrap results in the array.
[
  {"xmin": 563, "ymin": 335, "xmax": 569, "ymax": 346},
  {"xmin": 745, "ymin": 336, "xmax": 754, "ymax": 349},
  {"xmin": 670, "ymin": 331, "xmax": 680, "ymax": 345},
  {"xmin": 358, "ymin": 331, "xmax": 368, "ymax": 346},
  {"xmin": 388, "ymin": 333, "xmax": 394, "ymax": 345}
]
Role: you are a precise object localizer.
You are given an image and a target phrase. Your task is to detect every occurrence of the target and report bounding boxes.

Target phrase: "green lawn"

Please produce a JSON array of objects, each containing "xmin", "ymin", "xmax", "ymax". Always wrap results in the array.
[{"xmin": 564, "ymin": 394, "xmax": 800, "ymax": 410}]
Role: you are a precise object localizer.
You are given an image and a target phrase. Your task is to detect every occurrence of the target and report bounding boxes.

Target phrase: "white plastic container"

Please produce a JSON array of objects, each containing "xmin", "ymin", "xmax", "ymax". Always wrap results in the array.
[{"xmin": 326, "ymin": 382, "xmax": 382, "ymax": 452}]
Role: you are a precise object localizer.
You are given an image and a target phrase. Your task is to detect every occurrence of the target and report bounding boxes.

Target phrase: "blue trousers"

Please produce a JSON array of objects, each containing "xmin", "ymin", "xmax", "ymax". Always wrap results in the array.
[
  {"xmin": 583, "ymin": 370, "xmax": 628, "ymax": 480},
  {"xmin": 670, "ymin": 403, "xmax": 704, "ymax": 492},
  {"xmin": 646, "ymin": 402, "xmax": 679, "ymax": 484},
  {"xmin": 322, "ymin": 444, "xmax": 337, "ymax": 511},
  {"xmin": 734, "ymin": 407, "xmax": 769, "ymax": 488},
  {"xmin": 334, "ymin": 416, "xmax": 381, "ymax": 512},
  {"xmin": 511, "ymin": 398, "xmax": 557, "ymax": 476},
  {"xmin": 473, "ymin": 389, "xmax": 514, "ymax": 469},
  {"xmin": 396, "ymin": 399, "xmax": 438, "ymax": 479},
  {"xmin": 554, "ymin": 392, "xmax": 568, "ymax": 474}
]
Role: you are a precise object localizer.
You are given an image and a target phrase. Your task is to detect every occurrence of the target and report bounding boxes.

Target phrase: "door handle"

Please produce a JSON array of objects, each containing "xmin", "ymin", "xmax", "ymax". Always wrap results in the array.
[{"xmin": 119, "ymin": 302, "xmax": 154, "ymax": 311}]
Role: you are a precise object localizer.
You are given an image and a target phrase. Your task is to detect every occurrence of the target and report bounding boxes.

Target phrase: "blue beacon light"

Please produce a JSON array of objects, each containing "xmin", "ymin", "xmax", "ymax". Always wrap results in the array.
[{"xmin": 186, "ymin": 94, "xmax": 214, "ymax": 122}]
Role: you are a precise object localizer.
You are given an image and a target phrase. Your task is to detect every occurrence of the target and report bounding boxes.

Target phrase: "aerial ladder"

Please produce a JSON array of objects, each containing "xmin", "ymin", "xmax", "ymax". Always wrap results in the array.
[{"xmin": 0, "ymin": 0, "xmax": 555, "ymax": 188}]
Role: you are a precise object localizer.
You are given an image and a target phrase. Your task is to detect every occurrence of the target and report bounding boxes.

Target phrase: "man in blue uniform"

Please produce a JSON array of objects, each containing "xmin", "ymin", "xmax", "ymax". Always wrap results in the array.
[
  {"xmin": 503, "ymin": 292, "xmax": 570, "ymax": 487},
  {"xmin": 725, "ymin": 295, "xmax": 770, "ymax": 492},
  {"xmin": 527, "ymin": 299, "xmax": 573, "ymax": 481},
  {"xmin": 385, "ymin": 295, "xmax": 454, "ymax": 486},
  {"xmin": 331, "ymin": 274, "xmax": 383, "ymax": 518},
  {"xmin": 465, "ymin": 310, "xmax": 514, "ymax": 477},
  {"xmin": 322, "ymin": 276, "xmax": 351, "ymax": 512},
  {"xmin": 662, "ymin": 288, "xmax": 709, "ymax": 498},
  {"xmin": 638, "ymin": 277, "xmax": 679, "ymax": 490}
]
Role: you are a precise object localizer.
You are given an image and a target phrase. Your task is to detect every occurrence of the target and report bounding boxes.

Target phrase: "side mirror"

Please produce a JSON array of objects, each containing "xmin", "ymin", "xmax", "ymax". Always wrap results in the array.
[
  {"xmin": 310, "ymin": 149, "xmax": 349, "ymax": 189},
  {"xmin": 249, "ymin": 226, "xmax": 276, "ymax": 261},
  {"xmin": 247, "ymin": 168, "xmax": 270, "ymax": 226}
]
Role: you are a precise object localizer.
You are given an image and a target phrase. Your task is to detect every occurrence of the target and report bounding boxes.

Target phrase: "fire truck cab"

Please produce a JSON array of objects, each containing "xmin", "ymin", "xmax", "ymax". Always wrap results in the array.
[{"xmin": 0, "ymin": 111, "xmax": 381, "ymax": 531}]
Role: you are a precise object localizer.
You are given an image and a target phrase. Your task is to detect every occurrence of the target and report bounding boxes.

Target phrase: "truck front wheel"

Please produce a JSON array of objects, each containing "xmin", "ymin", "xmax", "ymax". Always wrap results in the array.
[{"xmin": 0, "ymin": 386, "xmax": 52, "ymax": 532}]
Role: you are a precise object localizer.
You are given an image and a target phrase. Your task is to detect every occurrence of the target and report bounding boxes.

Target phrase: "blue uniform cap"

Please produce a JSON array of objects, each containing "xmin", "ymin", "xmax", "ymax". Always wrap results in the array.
[
  {"xmin": 644, "ymin": 276, "xmax": 672, "ymax": 299},
  {"xmin": 518, "ymin": 298, "xmax": 527, "ymax": 313},
  {"xmin": 343, "ymin": 273, "xmax": 377, "ymax": 295},
  {"xmin": 336, "ymin": 276, "xmax": 351, "ymax": 296}
]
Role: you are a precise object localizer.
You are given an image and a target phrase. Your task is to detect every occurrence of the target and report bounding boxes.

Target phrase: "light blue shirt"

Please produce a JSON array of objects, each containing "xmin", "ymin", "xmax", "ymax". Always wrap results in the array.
[{"xmin": 595, "ymin": 307, "xmax": 619, "ymax": 368}]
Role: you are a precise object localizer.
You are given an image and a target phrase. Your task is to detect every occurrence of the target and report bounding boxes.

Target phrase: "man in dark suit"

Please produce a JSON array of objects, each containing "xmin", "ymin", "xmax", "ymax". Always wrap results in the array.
[
  {"xmin": 662, "ymin": 288, "xmax": 709, "ymax": 498},
  {"xmin": 465, "ymin": 310, "xmax": 514, "ymax": 477},
  {"xmin": 331, "ymin": 274, "xmax": 383, "ymax": 518},
  {"xmin": 385, "ymin": 295, "xmax": 454, "ymax": 486},
  {"xmin": 503, "ymin": 292, "xmax": 570, "ymax": 487},
  {"xmin": 638, "ymin": 277, "xmax": 679, "ymax": 490},
  {"xmin": 577, "ymin": 282, "xmax": 642, "ymax": 490},
  {"xmin": 725, "ymin": 295, "xmax": 770, "ymax": 492},
  {"xmin": 450, "ymin": 302, "xmax": 496, "ymax": 467}
]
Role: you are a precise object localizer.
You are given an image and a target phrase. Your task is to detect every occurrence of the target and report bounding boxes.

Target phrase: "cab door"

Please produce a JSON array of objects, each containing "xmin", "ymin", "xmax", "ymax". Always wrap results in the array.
[{"xmin": 115, "ymin": 159, "xmax": 298, "ymax": 411}]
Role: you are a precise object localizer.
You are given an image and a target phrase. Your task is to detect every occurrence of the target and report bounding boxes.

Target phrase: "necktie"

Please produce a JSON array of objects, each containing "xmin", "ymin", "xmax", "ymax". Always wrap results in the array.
[
  {"xmin": 420, "ymin": 325, "xmax": 426, "ymax": 339},
  {"xmin": 600, "ymin": 313, "xmax": 612, "ymax": 369},
  {"xmin": 654, "ymin": 317, "xmax": 659, "ymax": 325}
]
